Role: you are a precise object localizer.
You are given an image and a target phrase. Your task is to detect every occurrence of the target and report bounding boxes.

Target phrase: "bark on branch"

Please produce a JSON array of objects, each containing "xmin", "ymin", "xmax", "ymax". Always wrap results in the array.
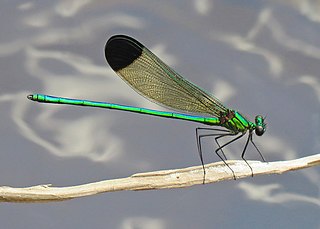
[{"xmin": 0, "ymin": 154, "xmax": 319, "ymax": 203}]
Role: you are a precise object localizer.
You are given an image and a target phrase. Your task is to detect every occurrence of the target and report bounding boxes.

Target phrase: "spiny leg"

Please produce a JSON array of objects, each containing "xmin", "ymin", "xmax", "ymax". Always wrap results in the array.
[
  {"xmin": 196, "ymin": 128, "xmax": 206, "ymax": 184},
  {"xmin": 215, "ymin": 132, "xmax": 246, "ymax": 180},
  {"xmin": 215, "ymin": 134, "xmax": 231, "ymax": 160},
  {"xmin": 197, "ymin": 128, "xmax": 266, "ymax": 180},
  {"xmin": 241, "ymin": 132, "xmax": 266, "ymax": 177},
  {"xmin": 250, "ymin": 135, "xmax": 266, "ymax": 162},
  {"xmin": 240, "ymin": 131, "xmax": 254, "ymax": 177},
  {"xmin": 196, "ymin": 127, "xmax": 231, "ymax": 184},
  {"xmin": 197, "ymin": 127, "xmax": 230, "ymax": 159}
]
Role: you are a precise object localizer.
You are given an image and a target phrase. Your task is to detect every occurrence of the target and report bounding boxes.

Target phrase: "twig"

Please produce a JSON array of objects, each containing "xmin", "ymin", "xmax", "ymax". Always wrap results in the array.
[{"xmin": 0, "ymin": 154, "xmax": 319, "ymax": 203}]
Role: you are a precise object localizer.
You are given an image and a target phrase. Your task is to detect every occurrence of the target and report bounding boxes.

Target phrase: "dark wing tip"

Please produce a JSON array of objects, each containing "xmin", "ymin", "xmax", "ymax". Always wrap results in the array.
[{"xmin": 105, "ymin": 35, "xmax": 144, "ymax": 72}]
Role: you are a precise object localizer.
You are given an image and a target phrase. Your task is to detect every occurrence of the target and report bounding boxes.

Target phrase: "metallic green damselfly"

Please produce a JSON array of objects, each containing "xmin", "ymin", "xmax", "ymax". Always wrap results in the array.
[{"xmin": 28, "ymin": 35, "xmax": 266, "ymax": 181}]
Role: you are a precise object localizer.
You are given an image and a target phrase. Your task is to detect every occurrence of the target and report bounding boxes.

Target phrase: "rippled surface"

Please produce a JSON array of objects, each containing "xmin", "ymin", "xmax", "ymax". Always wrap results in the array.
[{"xmin": 0, "ymin": 1, "xmax": 319, "ymax": 228}]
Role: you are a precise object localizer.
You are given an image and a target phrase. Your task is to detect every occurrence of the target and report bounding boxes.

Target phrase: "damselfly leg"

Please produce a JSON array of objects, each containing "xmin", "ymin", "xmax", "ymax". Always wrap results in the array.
[
  {"xmin": 196, "ymin": 127, "xmax": 238, "ymax": 182},
  {"xmin": 196, "ymin": 128, "xmax": 265, "ymax": 182}
]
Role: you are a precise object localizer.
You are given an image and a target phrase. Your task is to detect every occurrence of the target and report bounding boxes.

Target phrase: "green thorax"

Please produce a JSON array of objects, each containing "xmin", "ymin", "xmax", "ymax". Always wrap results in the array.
[{"xmin": 219, "ymin": 109, "xmax": 255, "ymax": 133}]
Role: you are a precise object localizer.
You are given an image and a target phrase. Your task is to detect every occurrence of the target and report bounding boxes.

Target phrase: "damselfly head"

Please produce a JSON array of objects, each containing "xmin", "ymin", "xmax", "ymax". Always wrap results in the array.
[{"xmin": 255, "ymin": 115, "xmax": 266, "ymax": 136}]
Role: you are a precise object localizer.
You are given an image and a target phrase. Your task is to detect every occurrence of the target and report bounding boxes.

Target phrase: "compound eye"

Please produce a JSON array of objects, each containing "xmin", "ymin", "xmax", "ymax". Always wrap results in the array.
[{"xmin": 255, "ymin": 125, "xmax": 265, "ymax": 136}]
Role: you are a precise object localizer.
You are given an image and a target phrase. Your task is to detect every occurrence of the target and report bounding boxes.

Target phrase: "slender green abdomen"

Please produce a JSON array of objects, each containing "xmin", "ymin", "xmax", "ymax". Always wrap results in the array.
[{"xmin": 28, "ymin": 94, "xmax": 221, "ymax": 126}]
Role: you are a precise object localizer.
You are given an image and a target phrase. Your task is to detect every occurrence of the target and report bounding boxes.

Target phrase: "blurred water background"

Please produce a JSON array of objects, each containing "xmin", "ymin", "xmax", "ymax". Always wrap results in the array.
[{"xmin": 0, "ymin": 1, "xmax": 319, "ymax": 228}]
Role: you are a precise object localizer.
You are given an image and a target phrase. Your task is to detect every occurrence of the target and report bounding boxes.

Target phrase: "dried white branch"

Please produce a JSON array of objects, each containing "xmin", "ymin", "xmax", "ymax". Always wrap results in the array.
[{"xmin": 0, "ymin": 154, "xmax": 319, "ymax": 203}]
